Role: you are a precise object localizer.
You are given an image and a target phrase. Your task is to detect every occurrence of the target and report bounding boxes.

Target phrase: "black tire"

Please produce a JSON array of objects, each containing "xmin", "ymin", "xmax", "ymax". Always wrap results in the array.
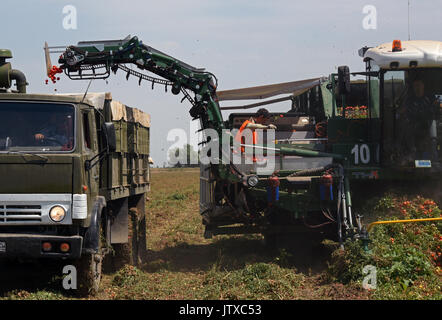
[
  {"xmin": 111, "ymin": 242, "xmax": 135, "ymax": 271},
  {"xmin": 75, "ymin": 251, "xmax": 103, "ymax": 297},
  {"xmin": 75, "ymin": 208, "xmax": 106, "ymax": 297}
]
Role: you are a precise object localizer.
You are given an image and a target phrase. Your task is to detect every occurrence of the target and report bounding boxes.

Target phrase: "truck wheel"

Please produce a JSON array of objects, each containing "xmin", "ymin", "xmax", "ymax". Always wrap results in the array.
[
  {"xmin": 111, "ymin": 242, "xmax": 135, "ymax": 270},
  {"xmin": 76, "ymin": 251, "xmax": 103, "ymax": 296},
  {"xmin": 76, "ymin": 211, "xmax": 105, "ymax": 297}
]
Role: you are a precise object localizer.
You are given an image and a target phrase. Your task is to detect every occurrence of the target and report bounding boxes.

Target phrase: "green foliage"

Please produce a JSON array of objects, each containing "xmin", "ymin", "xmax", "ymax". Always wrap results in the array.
[
  {"xmin": 327, "ymin": 195, "xmax": 442, "ymax": 299},
  {"xmin": 2, "ymin": 290, "xmax": 66, "ymax": 300},
  {"xmin": 200, "ymin": 262, "xmax": 305, "ymax": 300},
  {"xmin": 274, "ymin": 248, "xmax": 294, "ymax": 268},
  {"xmin": 169, "ymin": 192, "xmax": 186, "ymax": 201},
  {"xmin": 327, "ymin": 239, "xmax": 372, "ymax": 284},
  {"xmin": 112, "ymin": 265, "xmax": 143, "ymax": 287},
  {"xmin": 374, "ymin": 195, "xmax": 396, "ymax": 212}
]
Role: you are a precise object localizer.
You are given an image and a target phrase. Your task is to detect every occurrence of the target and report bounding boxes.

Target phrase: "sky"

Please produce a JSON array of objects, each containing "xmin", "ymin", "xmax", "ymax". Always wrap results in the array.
[{"xmin": 1, "ymin": 0, "xmax": 441, "ymax": 166}]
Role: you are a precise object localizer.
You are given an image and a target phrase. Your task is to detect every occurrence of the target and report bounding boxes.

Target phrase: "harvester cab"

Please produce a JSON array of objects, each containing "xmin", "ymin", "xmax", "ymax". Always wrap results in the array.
[
  {"xmin": 322, "ymin": 40, "xmax": 442, "ymax": 246},
  {"xmin": 333, "ymin": 40, "xmax": 442, "ymax": 177}
]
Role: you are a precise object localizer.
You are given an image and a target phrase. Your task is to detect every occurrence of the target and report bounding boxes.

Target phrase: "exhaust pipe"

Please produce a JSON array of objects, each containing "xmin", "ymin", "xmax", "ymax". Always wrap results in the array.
[
  {"xmin": 0, "ymin": 49, "xmax": 28, "ymax": 93},
  {"xmin": 10, "ymin": 69, "xmax": 27, "ymax": 93}
]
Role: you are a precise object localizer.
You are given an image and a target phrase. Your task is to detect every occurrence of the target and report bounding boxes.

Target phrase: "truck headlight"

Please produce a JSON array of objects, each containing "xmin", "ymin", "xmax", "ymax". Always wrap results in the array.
[{"xmin": 49, "ymin": 205, "xmax": 66, "ymax": 222}]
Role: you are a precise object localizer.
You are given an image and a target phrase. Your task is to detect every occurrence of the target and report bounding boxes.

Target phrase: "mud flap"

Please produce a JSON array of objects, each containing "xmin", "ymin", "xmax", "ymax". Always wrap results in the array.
[
  {"xmin": 110, "ymin": 198, "xmax": 129, "ymax": 244},
  {"xmin": 83, "ymin": 197, "xmax": 106, "ymax": 253},
  {"xmin": 129, "ymin": 193, "xmax": 147, "ymax": 265}
]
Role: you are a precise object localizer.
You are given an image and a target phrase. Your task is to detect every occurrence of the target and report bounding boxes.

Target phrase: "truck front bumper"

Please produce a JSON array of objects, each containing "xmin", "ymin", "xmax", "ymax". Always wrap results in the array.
[{"xmin": 0, "ymin": 234, "xmax": 82, "ymax": 259}]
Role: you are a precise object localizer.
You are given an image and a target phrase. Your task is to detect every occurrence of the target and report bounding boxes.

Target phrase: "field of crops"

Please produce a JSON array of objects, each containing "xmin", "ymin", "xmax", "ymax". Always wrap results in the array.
[{"xmin": 0, "ymin": 168, "xmax": 440, "ymax": 300}]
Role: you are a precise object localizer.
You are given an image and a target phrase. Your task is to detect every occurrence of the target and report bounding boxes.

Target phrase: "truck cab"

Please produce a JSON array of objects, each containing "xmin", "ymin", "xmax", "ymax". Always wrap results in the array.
[{"xmin": 0, "ymin": 94, "xmax": 95, "ymax": 259}]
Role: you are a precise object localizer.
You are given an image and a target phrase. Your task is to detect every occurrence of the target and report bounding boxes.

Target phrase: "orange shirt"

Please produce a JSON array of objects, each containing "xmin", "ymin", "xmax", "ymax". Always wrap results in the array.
[{"xmin": 235, "ymin": 119, "xmax": 258, "ymax": 153}]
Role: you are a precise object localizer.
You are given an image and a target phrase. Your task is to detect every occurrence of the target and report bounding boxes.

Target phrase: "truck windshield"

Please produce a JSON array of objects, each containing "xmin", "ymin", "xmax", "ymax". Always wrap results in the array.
[
  {"xmin": 0, "ymin": 101, "xmax": 75, "ymax": 152},
  {"xmin": 382, "ymin": 68, "xmax": 442, "ymax": 164}
]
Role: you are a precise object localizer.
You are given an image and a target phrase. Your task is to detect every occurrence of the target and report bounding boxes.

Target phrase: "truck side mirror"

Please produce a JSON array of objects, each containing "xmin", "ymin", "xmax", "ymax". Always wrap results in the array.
[
  {"xmin": 337, "ymin": 66, "xmax": 351, "ymax": 95},
  {"xmin": 102, "ymin": 122, "xmax": 116, "ymax": 152}
]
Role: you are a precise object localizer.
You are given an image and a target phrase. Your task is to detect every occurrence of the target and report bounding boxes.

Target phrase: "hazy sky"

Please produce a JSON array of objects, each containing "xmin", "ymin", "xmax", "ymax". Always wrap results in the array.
[{"xmin": 1, "ymin": 0, "xmax": 441, "ymax": 165}]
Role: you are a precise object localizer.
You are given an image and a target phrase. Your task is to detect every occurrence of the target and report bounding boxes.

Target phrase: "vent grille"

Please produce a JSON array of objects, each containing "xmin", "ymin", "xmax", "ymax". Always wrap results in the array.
[{"xmin": 0, "ymin": 204, "xmax": 42, "ymax": 223}]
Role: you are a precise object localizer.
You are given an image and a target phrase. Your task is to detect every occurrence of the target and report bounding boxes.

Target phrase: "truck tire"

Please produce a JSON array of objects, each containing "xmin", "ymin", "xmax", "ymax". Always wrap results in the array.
[
  {"xmin": 112, "ymin": 243, "xmax": 134, "ymax": 270},
  {"xmin": 76, "ymin": 250, "xmax": 103, "ymax": 296},
  {"xmin": 76, "ymin": 205, "xmax": 105, "ymax": 297}
]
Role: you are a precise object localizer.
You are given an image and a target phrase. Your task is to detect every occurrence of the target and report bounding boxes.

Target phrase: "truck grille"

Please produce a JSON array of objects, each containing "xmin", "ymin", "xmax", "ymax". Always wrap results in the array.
[
  {"xmin": 0, "ymin": 205, "xmax": 42, "ymax": 223},
  {"xmin": 0, "ymin": 194, "xmax": 72, "ymax": 225}
]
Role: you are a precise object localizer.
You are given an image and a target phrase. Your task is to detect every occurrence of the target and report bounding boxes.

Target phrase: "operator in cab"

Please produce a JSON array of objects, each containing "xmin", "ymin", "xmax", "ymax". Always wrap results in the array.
[
  {"xmin": 397, "ymin": 77, "xmax": 440, "ymax": 163},
  {"xmin": 34, "ymin": 113, "xmax": 73, "ymax": 150}
]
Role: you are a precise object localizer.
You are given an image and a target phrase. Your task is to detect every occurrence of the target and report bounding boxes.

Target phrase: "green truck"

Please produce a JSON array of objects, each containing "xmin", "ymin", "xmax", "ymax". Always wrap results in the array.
[{"xmin": 0, "ymin": 50, "xmax": 151, "ymax": 294}]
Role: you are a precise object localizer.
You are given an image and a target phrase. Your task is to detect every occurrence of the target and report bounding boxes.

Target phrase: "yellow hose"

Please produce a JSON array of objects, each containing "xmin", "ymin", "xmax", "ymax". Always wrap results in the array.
[{"xmin": 367, "ymin": 217, "xmax": 442, "ymax": 232}]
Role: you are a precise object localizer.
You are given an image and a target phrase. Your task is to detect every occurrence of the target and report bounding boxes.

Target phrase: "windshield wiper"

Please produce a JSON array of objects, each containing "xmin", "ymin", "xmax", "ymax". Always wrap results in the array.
[{"xmin": 5, "ymin": 151, "xmax": 49, "ymax": 162}]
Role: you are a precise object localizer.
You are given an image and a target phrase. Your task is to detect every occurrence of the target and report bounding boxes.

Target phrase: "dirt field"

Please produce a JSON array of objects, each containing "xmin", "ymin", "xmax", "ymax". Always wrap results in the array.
[{"xmin": 0, "ymin": 168, "xmax": 372, "ymax": 300}]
